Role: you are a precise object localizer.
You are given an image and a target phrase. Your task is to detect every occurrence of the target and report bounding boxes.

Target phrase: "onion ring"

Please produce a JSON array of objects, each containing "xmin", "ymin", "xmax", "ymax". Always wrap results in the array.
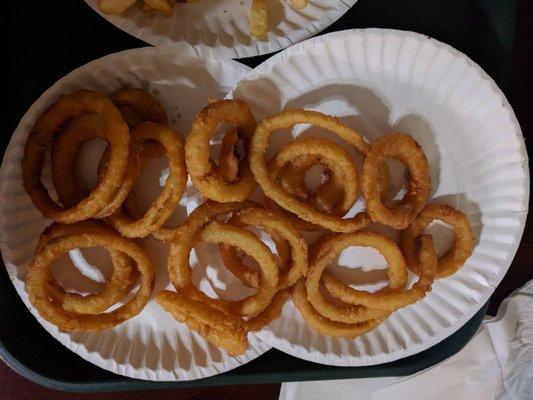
[
  {"xmin": 265, "ymin": 137, "xmax": 361, "ymax": 231},
  {"xmin": 251, "ymin": 109, "xmax": 379, "ymax": 232},
  {"xmin": 306, "ymin": 230, "xmax": 406, "ymax": 323},
  {"xmin": 51, "ymin": 90, "xmax": 169, "ymax": 219},
  {"xmin": 400, "ymin": 204, "xmax": 474, "ymax": 278},
  {"xmin": 280, "ymin": 155, "xmax": 346, "ymax": 214},
  {"xmin": 322, "ymin": 235, "xmax": 437, "ymax": 311},
  {"xmin": 220, "ymin": 228, "xmax": 290, "ymax": 289},
  {"xmin": 362, "ymin": 132, "xmax": 430, "ymax": 229},
  {"xmin": 38, "ymin": 221, "xmax": 138, "ymax": 314},
  {"xmin": 186, "ymin": 100, "xmax": 257, "ymax": 202},
  {"xmin": 50, "ymin": 115, "xmax": 164, "ymax": 219},
  {"xmin": 219, "ymin": 207, "xmax": 308, "ymax": 289},
  {"xmin": 292, "ymin": 279, "xmax": 388, "ymax": 338},
  {"xmin": 26, "ymin": 226, "xmax": 155, "ymax": 331},
  {"xmin": 107, "ymin": 122, "xmax": 187, "ymax": 238},
  {"xmin": 168, "ymin": 202, "xmax": 279, "ymax": 317},
  {"xmin": 22, "ymin": 90, "xmax": 130, "ymax": 223}
]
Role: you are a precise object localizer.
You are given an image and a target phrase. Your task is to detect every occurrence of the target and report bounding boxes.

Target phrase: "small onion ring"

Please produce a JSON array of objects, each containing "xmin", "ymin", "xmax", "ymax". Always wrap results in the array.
[
  {"xmin": 362, "ymin": 132, "xmax": 430, "ymax": 229},
  {"xmin": 38, "ymin": 221, "xmax": 138, "ymax": 315},
  {"xmin": 280, "ymin": 154, "xmax": 347, "ymax": 215},
  {"xmin": 219, "ymin": 207, "xmax": 308, "ymax": 289},
  {"xmin": 400, "ymin": 204, "xmax": 474, "ymax": 278},
  {"xmin": 220, "ymin": 228, "xmax": 291, "ymax": 289},
  {"xmin": 186, "ymin": 100, "xmax": 257, "ymax": 202},
  {"xmin": 22, "ymin": 90, "xmax": 130, "ymax": 223},
  {"xmin": 306, "ymin": 230, "xmax": 406, "ymax": 323},
  {"xmin": 26, "ymin": 228, "xmax": 155, "ymax": 331},
  {"xmin": 265, "ymin": 137, "xmax": 361, "ymax": 231},
  {"xmin": 251, "ymin": 109, "xmax": 377, "ymax": 232}
]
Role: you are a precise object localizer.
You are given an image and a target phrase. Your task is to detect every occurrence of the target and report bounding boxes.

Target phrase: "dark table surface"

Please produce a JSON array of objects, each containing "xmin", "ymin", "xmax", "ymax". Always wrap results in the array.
[{"xmin": 3, "ymin": 0, "xmax": 532, "ymax": 399}]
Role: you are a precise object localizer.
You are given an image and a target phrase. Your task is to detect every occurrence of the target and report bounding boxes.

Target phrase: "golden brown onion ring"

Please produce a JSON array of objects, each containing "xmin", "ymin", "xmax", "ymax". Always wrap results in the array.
[
  {"xmin": 251, "ymin": 110, "xmax": 377, "ymax": 232},
  {"xmin": 186, "ymin": 100, "xmax": 257, "ymax": 202},
  {"xmin": 219, "ymin": 207, "xmax": 308, "ymax": 289},
  {"xmin": 306, "ymin": 230, "xmax": 406, "ymax": 323},
  {"xmin": 22, "ymin": 90, "xmax": 130, "ymax": 223},
  {"xmin": 51, "ymin": 89, "xmax": 169, "ymax": 219},
  {"xmin": 265, "ymin": 137, "xmax": 360, "ymax": 231},
  {"xmin": 26, "ymin": 226, "xmax": 154, "ymax": 331},
  {"xmin": 400, "ymin": 204, "xmax": 474, "ymax": 278},
  {"xmin": 322, "ymin": 235, "xmax": 437, "ymax": 311},
  {"xmin": 362, "ymin": 133, "xmax": 430, "ymax": 229},
  {"xmin": 38, "ymin": 221, "xmax": 138, "ymax": 315},
  {"xmin": 168, "ymin": 202, "xmax": 279, "ymax": 318},
  {"xmin": 107, "ymin": 122, "xmax": 187, "ymax": 238},
  {"xmin": 292, "ymin": 280, "xmax": 388, "ymax": 338},
  {"xmin": 110, "ymin": 88, "xmax": 168, "ymax": 127}
]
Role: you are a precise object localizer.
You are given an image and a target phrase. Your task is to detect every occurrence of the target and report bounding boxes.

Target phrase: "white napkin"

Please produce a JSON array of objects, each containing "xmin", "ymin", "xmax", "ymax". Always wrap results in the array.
[{"xmin": 279, "ymin": 280, "xmax": 533, "ymax": 400}]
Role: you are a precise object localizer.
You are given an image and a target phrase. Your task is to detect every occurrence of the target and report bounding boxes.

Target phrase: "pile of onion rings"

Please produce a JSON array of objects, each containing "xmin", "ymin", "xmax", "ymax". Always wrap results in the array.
[
  {"xmin": 22, "ymin": 88, "xmax": 182, "ymax": 332},
  {"xmin": 21, "ymin": 91, "xmax": 474, "ymax": 354}
]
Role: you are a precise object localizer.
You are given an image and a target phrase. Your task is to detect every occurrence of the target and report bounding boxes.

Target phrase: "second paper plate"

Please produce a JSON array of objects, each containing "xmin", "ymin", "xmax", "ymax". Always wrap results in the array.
[{"xmin": 228, "ymin": 28, "xmax": 529, "ymax": 366}]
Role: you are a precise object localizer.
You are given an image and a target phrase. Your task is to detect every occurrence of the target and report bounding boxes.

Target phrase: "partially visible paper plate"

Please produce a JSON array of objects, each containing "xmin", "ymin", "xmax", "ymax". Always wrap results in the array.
[{"xmin": 84, "ymin": 0, "xmax": 358, "ymax": 58}]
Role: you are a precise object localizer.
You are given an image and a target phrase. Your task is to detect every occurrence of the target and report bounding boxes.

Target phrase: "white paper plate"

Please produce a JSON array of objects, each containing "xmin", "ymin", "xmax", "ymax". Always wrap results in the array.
[
  {"xmin": 0, "ymin": 46, "xmax": 273, "ymax": 381},
  {"xmin": 227, "ymin": 29, "xmax": 529, "ymax": 366},
  {"xmin": 84, "ymin": 0, "xmax": 358, "ymax": 59}
]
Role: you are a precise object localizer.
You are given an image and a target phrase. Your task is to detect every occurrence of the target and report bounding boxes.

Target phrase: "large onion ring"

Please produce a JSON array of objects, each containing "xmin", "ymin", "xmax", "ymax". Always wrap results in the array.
[
  {"xmin": 362, "ymin": 132, "xmax": 430, "ymax": 229},
  {"xmin": 306, "ymin": 230, "xmax": 407, "ymax": 323},
  {"xmin": 219, "ymin": 207, "xmax": 308, "ymax": 289},
  {"xmin": 186, "ymin": 100, "xmax": 257, "ymax": 202},
  {"xmin": 251, "ymin": 110, "xmax": 377, "ymax": 232},
  {"xmin": 38, "ymin": 221, "xmax": 138, "ymax": 315},
  {"xmin": 400, "ymin": 204, "xmax": 474, "ymax": 278},
  {"xmin": 22, "ymin": 90, "xmax": 130, "ymax": 223},
  {"xmin": 26, "ymin": 227, "xmax": 155, "ymax": 331},
  {"xmin": 218, "ymin": 128, "xmax": 240, "ymax": 183},
  {"xmin": 51, "ymin": 90, "xmax": 170, "ymax": 219},
  {"xmin": 292, "ymin": 280, "xmax": 388, "ymax": 338},
  {"xmin": 322, "ymin": 235, "xmax": 437, "ymax": 311},
  {"xmin": 168, "ymin": 201, "xmax": 279, "ymax": 318},
  {"xmin": 107, "ymin": 122, "xmax": 187, "ymax": 238}
]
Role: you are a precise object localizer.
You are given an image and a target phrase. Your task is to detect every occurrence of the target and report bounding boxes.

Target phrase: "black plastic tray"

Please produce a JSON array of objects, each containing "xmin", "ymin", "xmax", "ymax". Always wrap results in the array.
[{"xmin": 2, "ymin": 0, "xmax": 516, "ymax": 393}]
